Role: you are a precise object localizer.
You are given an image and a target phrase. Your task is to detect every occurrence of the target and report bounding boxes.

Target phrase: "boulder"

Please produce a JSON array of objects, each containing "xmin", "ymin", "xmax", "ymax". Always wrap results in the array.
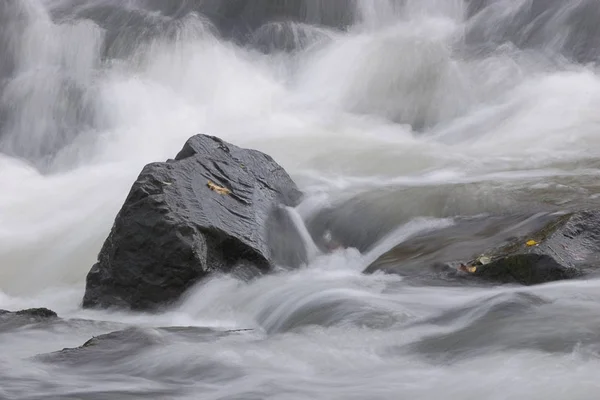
[
  {"xmin": 83, "ymin": 134, "xmax": 304, "ymax": 311},
  {"xmin": 466, "ymin": 211, "xmax": 599, "ymax": 285},
  {"xmin": 468, "ymin": 253, "xmax": 581, "ymax": 285},
  {"xmin": 0, "ymin": 308, "xmax": 58, "ymax": 319},
  {"xmin": 366, "ymin": 211, "xmax": 600, "ymax": 286},
  {"xmin": 0, "ymin": 308, "xmax": 58, "ymax": 332}
]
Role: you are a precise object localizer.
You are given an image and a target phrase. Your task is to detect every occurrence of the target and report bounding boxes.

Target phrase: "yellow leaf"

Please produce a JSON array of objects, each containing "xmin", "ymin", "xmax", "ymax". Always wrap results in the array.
[
  {"xmin": 207, "ymin": 181, "xmax": 231, "ymax": 195},
  {"xmin": 526, "ymin": 240, "xmax": 538, "ymax": 247},
  {"xmin": 459, "ymin": 264, "xmax": 477, "ymax": 273}
]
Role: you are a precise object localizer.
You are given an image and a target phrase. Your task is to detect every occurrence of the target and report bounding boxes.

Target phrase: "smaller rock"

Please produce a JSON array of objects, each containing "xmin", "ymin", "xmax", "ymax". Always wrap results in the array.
[
  {"xmin": 38, "ymin": 328, "xmax": 160, "ymax": 366},
  {"xmin": 471, "ymin": 254, "xmax": 582, "ymax": 285},
  {"xmin": 460, "ymin": 211, "xmax": 600, "ymax": 285},
  {"xmin": 0, "ymin": 308, "xmax": 57, "ymax": 319},
  {"xmin": 39, "ymin": 326, "xmax": 254, "ymax": 366},
  {"xmin": 16, "ymin": 308, "xmax": 58, "ymax": 318},
  {"xmin": 366, "ymin": 210, "xmax": 600, "ymax": 286},
  {"xmin": 0, "ymin": 308, "xmax": 59, "ymax": 333}
]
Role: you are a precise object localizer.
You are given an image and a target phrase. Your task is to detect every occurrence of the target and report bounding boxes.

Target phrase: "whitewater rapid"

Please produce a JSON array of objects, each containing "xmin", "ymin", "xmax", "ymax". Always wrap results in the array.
[{"xmin": 3, "ymin": 0, "xmax": 600, "ymax": 398}]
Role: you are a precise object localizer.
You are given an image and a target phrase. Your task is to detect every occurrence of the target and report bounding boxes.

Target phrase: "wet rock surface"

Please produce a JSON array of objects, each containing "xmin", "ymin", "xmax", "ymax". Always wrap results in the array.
[
  {"xmin": 465, "ymin": 211, "xmax": 600, "ymax": 285},
  {"xmin": 0, "ymin": 308, "xmax": 58, "ymax": 318},
  {"xmin": 367, "ymin": 211, "xmax": 600, "ymax": 286},
  {"xmin": 470, "ymin": 254, "xmax": 581, "ymax": 285},
  {"xmin": 0, "ymin": 308, "xmax": 59, "ymax": 332},
  {"xmin": 83, "ymin": 134, "xmax": 304, "ymax": 311}
]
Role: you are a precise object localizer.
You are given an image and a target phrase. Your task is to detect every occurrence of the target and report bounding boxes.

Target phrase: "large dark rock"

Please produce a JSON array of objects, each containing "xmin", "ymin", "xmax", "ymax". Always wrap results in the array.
[
  {"xmin": 367, "ymin": 211, "xmax": 600, "ymax": 286},
  {"xmin": 83, "ymin": 134, "xmax": 304, "ymax": 311}
]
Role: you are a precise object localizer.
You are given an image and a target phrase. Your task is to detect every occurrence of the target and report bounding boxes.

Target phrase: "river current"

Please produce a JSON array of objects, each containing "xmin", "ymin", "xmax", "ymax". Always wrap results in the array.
[{"xmin": 3, "ymin": 1, "xmax": 600, "ymax": 399}]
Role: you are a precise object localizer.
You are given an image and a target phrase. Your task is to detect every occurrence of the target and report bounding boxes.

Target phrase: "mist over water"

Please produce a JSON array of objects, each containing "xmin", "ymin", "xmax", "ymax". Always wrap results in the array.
[{"xmin": 3, "ymin": 1, "xmax": 600, "ymax": 398}]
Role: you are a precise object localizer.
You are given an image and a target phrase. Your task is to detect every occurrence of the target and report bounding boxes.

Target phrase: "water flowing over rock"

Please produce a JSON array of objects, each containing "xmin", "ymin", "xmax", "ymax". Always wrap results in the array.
[
  {"xmin": 138, "ymin": 0, "xmax": 355, "ymax": 39},
  {"xmin": 368, "ymin": 211, "xmax": 600, "ymax": 286},
  {"xmin": 39, "ymin": 326, "xmax": 254, "ymax": 366},
  {"xmin": 465, "ymin": 0, "xmax": 600, "ymax": 64},
  {"xmin": 0, "ymin": 308, "xmax": 58, "ymax": 332},
  {"xmin": 7, "ymin": 1, "xmax": 600, "ymax": 398},
  {"xmin": 82, "ymin": 135, "xmax": 304, "ymax": 311},
  {"xmin": 467, "ymin": 211, "xmax": 600, "ymax": 285}
]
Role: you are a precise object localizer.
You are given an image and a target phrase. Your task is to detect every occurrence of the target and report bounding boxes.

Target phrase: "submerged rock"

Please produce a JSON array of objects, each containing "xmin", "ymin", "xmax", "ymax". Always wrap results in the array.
[
  {"xmin": 83, "ymin": 134, "xmax": 304, "ymax": 311},
  {"xmin": 0, "ymin": 308, "xmax": 59, "ymax": 332},
  {"xmin": 39, "ymin": 326, "xmax": 253, "ymax": 366},
  {"xmin": 40, "ymin": 328, "xmax": 162, "ymax": 366},
  {"xmin": 367, "ymin": 211, "xmax": 600, "ymax": 286}
]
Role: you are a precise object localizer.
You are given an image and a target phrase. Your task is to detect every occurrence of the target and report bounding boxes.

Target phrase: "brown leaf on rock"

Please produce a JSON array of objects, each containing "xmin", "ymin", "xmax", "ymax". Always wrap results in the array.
[{"xmin": 207, "ymin": 181, "xmax": 231, "ymax": 195}]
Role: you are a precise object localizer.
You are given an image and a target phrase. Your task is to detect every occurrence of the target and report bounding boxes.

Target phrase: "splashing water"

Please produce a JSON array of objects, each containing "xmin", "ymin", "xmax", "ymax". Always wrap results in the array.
[{"xmin": 3, "ymin": 1, "xmax": 600, "ymax": 398}]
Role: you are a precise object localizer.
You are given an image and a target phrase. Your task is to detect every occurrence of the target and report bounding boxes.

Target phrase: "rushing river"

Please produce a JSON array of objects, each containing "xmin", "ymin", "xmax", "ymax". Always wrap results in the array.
[{"xmin": 3, "ymin": 1, "xmax": 600, "ymax": 399}]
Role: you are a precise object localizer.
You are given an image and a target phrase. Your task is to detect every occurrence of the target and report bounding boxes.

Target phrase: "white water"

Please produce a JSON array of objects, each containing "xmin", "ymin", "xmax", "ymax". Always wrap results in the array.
[{"xmin": 3, "ymin": 0, "xmax": 600, "ymax": 398}]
